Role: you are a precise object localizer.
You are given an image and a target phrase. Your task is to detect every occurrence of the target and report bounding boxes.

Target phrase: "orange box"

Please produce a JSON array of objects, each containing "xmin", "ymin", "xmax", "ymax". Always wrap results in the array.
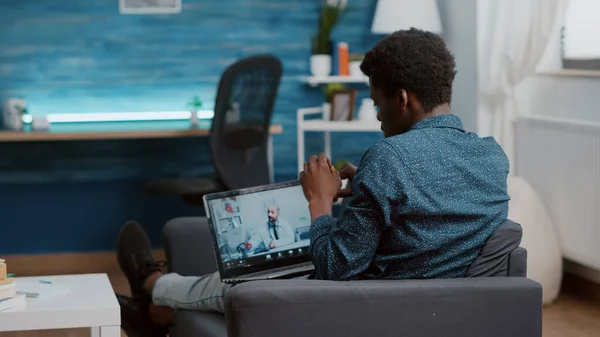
[{"xmin": 338, "ymin": 42, "xmax": 349, "ymax": 76}]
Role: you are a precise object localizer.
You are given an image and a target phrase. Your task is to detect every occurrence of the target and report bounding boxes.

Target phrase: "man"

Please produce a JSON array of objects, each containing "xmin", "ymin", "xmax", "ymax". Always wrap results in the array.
[
  {"xmin": 116, "ymin": 28, "xmax": 509, "ymax": 335},
  {"xmin": 245, "ymin": 204, "xmax": 295, "ymax": 252}
]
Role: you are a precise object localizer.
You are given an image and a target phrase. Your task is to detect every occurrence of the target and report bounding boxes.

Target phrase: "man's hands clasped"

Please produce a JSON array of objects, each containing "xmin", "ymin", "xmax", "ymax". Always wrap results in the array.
[
  {"xmin": 299, "ymin": 154, "xmax": 341, "ymax": 204},
  {"xmin": 335, "ymin": 162, "xmax": 357, "ymax": 201},
  {"xmin": 299, "ymin": 154, "xmax": 357, "ymax": 220}
]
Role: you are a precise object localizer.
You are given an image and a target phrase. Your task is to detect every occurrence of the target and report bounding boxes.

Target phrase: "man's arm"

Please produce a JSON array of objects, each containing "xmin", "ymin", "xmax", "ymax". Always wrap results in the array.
[{"xmin": 308, "ymin": 141, "xmax": 404, "ymax": 281}]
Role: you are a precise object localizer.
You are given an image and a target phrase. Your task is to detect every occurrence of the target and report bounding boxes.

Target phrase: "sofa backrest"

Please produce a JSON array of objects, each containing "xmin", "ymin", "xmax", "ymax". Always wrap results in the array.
[{"xmin": 465, "ymin": 219, "xmax": 527, "ymax": 277}]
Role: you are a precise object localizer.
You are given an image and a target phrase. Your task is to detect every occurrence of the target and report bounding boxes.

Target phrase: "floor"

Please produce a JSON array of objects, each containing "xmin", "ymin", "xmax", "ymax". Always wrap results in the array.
[{"xmin": 1, "ymin": 273, "xmax": 599, "ymax": 337}]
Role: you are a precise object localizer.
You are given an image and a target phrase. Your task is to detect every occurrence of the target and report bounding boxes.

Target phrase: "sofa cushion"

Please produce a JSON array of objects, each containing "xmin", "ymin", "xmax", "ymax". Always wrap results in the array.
[{"xmin": 466, "ymin": 219, "xmax": 523, "ymax": 277}]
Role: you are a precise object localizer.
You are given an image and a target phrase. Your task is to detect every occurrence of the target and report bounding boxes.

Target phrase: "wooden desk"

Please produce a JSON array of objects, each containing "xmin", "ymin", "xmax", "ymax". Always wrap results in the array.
[
  {"xmin": 0, "ymin": 121, "xmax": 283, "ymax": 183},
  {"xmin": 0, "ymin": 123, "xmax": 283, "ymax": 142}
]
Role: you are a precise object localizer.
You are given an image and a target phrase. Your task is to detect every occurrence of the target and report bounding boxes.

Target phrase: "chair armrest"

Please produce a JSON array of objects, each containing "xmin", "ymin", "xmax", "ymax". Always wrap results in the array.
[
  {"xmin": 163, "ymin": 217, "xmax": 218, "ymax": 276},
  {"xmin": 225, "ymin": 277, "xmax": 542, "ymax": 337}
]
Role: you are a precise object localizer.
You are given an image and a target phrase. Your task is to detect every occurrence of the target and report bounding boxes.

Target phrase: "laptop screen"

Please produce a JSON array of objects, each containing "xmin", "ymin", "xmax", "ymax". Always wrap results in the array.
[{"xmin": 204, "ymin": 181, "xmax": 312, "ymax": 279}]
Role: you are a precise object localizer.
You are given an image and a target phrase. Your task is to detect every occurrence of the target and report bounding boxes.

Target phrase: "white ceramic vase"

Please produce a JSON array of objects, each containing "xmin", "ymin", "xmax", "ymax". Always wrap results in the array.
[
  {"xmin": 358, "ymin": 98, "xmax": 378, "ymax": 122},
  {"xmin": 310, "ymin": 55, "xmax": 332, "ymax": 77},
  {"xmin": 349, "ymin": 61, "xmax": 362, "ymax": 77},
  {"xmin": 190, "ymin": 110, "xmax": 199, "ymax": 126}
]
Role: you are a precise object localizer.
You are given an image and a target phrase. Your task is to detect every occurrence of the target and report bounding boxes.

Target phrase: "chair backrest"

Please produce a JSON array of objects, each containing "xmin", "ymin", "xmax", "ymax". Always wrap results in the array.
[
  {"xmin": 210, "ymin": 54, "xmax": 283, "ymax": 190},
  {"xmin": 466, "ymin": 219, "xmax": 527, "ymax": 277}
]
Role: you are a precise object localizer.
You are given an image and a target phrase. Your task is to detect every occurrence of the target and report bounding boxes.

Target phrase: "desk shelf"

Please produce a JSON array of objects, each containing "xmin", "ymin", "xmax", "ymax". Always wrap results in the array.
[
  {"xmin": 302, "ymin": 76, "xmax": 369, "ymax": 87},
  {"xmin": 301, "ymin": 120, "xmax": 381, "ymax": 132}
]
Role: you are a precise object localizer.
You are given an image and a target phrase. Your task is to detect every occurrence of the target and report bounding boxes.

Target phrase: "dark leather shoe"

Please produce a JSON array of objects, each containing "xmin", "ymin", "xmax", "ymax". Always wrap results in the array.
[
  {"xmin": 117, "ymin": 293, "xmax": 167, "ymax": 337},
  {"xmin": 116, "ymin": 221, "xmax": 161, "ymax": 304}
]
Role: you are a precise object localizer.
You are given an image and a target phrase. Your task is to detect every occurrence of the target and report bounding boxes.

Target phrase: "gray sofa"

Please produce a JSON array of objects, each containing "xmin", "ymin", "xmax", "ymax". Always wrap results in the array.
[{"xmin": 163, "ymin": 217, "xmax": 543, "ymax": 337}]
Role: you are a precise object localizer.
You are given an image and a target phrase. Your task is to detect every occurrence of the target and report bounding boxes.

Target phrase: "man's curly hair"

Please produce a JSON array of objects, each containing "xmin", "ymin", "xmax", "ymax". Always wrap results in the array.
[{"xmin": 360, "ymin": 28, "xmax": 457, "ymax": 113}]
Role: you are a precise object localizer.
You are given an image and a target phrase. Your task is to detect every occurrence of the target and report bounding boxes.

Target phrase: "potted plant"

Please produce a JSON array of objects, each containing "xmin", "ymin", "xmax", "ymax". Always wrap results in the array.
[
  {"xmin": 310, "ymin": 0, "xmax": 347, "ymax": 77},
  {"xmin": 187, "ymin": 95, "xmax": 203, "ymax": 126},
  {"xmin": 349, "ymin": 53, "xmax": 364, "ymax": 77},
  {"xmin": 321, "ymin": 83, "xmax": 346, "ymax": 120}
]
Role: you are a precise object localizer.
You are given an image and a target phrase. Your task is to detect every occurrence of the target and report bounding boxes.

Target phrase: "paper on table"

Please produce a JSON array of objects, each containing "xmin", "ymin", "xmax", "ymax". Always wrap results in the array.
[{"xmin": 16, "ymin": 281, "xmax": 71, "ymax": 299}]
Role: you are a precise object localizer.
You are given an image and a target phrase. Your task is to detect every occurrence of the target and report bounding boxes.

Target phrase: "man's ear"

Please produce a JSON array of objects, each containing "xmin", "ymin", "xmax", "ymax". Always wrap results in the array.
[{"xmin": 396, "ymin": 89, "xmax": 408, "ymax": 110}]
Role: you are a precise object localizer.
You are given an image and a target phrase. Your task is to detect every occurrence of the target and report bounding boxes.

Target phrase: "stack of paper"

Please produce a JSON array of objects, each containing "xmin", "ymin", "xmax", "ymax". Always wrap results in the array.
[{"xmin": 0, "ymin": 259, "xmax": 25, "ymax": 311}]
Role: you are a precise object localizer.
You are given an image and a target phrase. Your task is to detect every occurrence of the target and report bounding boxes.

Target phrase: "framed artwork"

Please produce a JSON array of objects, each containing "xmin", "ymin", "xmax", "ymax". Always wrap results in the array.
[{"xmin": 330, "ymin": 89, "xmax": 356, "ymax": 121}]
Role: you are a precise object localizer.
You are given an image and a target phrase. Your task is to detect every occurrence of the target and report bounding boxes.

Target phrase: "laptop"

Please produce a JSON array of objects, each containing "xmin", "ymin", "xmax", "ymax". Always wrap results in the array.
[{"xmin": 203, "ymin": 180, "xmax": 314, "ymax": 284}]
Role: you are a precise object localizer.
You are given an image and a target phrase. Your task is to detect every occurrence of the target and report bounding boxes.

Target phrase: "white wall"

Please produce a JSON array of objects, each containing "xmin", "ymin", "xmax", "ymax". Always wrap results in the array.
[{"xmin": 438, "ymin": 0, "xmax": 479, "ymax": 132}]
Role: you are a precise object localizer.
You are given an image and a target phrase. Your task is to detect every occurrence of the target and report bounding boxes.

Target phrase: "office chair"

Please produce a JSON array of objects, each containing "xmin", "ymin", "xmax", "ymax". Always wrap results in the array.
[{"xmin": 146, "ymin": 55, "xmax": 283, "ymax": 205}]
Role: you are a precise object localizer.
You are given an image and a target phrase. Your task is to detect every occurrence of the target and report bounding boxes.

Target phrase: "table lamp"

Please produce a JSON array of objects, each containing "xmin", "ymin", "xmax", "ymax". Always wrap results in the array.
[{"xmin": 371, "ymin": 0, "xmax": 443, "ymax": 35}]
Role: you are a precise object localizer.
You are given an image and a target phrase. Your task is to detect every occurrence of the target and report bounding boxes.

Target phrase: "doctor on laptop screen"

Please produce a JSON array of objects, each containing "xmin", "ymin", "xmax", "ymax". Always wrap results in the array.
[{"xmin": 210, "ymin": 185, "xmax": 311, "ymax": 265}]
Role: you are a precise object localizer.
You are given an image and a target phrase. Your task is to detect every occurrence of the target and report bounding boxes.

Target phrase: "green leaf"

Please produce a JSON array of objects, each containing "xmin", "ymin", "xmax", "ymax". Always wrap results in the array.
[{"xmin": 333, "ymin": 160, "xmax": 347, "ymax": 170}]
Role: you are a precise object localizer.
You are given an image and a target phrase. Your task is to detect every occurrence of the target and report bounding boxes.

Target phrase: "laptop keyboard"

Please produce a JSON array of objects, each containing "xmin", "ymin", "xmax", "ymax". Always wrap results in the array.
[{"xmin": 226, "ymin": 262, "xmax": 314, "ymax": 283}]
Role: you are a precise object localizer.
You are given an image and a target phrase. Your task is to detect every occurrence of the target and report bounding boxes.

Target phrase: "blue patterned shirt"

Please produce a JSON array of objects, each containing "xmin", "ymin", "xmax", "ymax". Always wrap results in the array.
[{"xmin": 309, "ymin": 114, "xmax": 510, "ymax": 281}]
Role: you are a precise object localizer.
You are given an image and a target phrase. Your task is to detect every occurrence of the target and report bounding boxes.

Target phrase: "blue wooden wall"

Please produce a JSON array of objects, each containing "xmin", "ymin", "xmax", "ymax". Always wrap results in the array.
[{"xmin": 0, "ymin": 0, "xmax": 383, "ymax": 254}]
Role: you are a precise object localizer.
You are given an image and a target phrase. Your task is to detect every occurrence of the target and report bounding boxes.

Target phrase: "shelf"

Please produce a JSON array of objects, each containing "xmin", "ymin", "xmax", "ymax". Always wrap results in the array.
[
  {"xmin": 301, "ymin": 120, "xmax": 381, "ymax": 132},
  {"xmin": 303, "ymin": 75, "xmax": 369, "ymax": 87}
]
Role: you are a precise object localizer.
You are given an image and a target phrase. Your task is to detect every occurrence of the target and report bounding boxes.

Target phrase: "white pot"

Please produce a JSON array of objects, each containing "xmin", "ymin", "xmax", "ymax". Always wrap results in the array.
[
  {"xmin": 358, "ymin": 98, "xmax": 378, "ymax": 122},
  {"xmin": 190, "ymin": 110, "xmax": 199, "ymax": 125},
  {"xmin": 349, "ymin": 61, "xmax": 363, "ymax": 77},
  {"xmin": 310, "ymin": 55, "xmax": 332, "ymax": 77},
  {"xmin": 322, "ymin": 103, "xmax": 332, "ymax": 121}
]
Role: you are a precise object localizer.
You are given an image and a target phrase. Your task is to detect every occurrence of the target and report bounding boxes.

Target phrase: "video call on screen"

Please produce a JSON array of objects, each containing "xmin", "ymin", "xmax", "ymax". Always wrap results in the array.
[{"xmin": 209, "ymin": 185, "xmax": 311, "ymax": 269}]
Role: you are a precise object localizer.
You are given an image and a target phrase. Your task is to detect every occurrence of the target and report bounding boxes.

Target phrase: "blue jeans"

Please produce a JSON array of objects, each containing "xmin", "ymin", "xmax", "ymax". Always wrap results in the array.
[{"xmin": 152, "ymin": 272, "xmax": 232, "ymax": 313}]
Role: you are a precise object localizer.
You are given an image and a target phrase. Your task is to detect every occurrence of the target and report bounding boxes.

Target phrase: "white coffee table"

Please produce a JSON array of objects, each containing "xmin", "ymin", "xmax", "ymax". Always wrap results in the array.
[{"xmin": 0, "ymin": 273, "xmax": 120, "ymax": 336}]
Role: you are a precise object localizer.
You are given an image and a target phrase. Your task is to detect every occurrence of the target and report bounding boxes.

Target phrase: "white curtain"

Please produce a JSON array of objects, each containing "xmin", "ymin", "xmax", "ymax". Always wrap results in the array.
[{"xmin": 477, "ymin": 0, "xmax": 570, "ymax": 172}]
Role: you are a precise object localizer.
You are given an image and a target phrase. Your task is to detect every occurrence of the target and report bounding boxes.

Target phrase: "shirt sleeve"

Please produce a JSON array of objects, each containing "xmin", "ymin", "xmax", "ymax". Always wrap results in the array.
[{"xmin": 309, "ymin": 141, "xmax": 404, "ymax": 281}]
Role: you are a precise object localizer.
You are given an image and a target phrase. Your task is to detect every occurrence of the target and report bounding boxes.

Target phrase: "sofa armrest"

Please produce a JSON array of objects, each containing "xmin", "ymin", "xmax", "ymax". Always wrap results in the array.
[
  {"xmin": 163, "ymin": 217, "xmax": 217, "ymax": 276},
  {"xmin": 225, "ymin": 277, "xmax": 542, "ymax": 337}
]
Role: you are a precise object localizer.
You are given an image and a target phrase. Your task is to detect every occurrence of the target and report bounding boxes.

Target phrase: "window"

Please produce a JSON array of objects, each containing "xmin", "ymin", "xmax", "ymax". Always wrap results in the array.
[{"xmin": 562, "ymin": 0, "xmax": 600, "ymax": 70}]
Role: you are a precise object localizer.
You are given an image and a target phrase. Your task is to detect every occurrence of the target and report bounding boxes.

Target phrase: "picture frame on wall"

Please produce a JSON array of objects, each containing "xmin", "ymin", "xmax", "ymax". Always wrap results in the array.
[{"xmin": 330, "ymin": 89, "xmax": 356, "ymax": 121}]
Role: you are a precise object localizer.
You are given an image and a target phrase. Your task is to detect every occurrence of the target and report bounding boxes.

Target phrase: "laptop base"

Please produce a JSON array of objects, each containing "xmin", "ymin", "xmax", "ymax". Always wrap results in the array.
[{"xmin": 223, "ymin": 262, "xmax": 313, "ymax": 284}]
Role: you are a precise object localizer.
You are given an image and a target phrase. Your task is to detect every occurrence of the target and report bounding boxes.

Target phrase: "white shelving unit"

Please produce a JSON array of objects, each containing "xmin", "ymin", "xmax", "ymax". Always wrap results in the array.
[
  {"xmin": 296, "ymin": 106, "xmax": 380, "ymax": 173},
  {"xmin": 302, "ymin": 76, "xmax": 369, "ymax": 87},
  {"xmin": 297, "ymin": 106, "xmax": 380, "ymax": 204}
]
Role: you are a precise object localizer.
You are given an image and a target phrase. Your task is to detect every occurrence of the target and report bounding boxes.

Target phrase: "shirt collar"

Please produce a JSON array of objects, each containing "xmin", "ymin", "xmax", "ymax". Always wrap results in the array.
[{"xmin": 408, "ymin": 114, "xmax": 464, "ymax": 132}]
